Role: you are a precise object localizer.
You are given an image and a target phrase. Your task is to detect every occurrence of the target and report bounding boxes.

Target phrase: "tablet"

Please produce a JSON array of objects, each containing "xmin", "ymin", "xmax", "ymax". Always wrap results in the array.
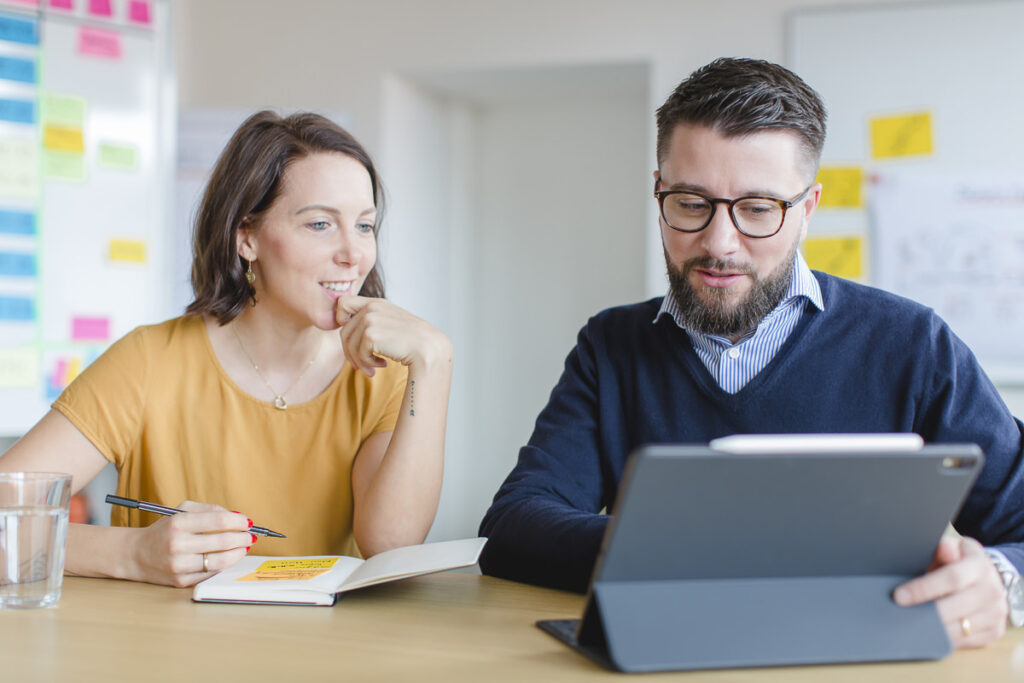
[{"xmin": 538, "ymin": 436, "xmax": 983, "ymax": 672}]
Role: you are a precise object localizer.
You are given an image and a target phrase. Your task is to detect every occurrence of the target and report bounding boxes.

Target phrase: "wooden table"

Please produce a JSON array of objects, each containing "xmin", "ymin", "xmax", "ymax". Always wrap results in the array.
[{"xmin": 3, "ymin": 573, "xmax": 1024, "ymax": 682}]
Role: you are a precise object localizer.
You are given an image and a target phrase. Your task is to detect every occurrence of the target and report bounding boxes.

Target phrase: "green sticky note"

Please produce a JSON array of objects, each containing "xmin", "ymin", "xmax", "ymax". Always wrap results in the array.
[
  {"xmin": 0, "ymin": 137, "xmax": 38, "ymax": 200},
  {"xmin": 44, "ymin": 149, "xmax": 86, "ymax": 181},
  {"xmin": 98, "ymin": 141, "xmax": 136, "ymax": 170},
  {"xmin": 41, "ymin": 93, "xmax": 86, "ymax": 126}
]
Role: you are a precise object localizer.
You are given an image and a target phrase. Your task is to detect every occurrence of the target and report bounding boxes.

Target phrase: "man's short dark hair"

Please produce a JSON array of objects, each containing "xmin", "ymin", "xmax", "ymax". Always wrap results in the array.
[{"xmin": 655, "ymin": 57, "xmax": 827, "ymax": 178}]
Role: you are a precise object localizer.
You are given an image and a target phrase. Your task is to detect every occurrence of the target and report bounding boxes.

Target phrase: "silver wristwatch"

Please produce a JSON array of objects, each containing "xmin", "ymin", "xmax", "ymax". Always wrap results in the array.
[{"xmin": 989, "ymin": 551, "xmax": 1024, "ymax": 628}]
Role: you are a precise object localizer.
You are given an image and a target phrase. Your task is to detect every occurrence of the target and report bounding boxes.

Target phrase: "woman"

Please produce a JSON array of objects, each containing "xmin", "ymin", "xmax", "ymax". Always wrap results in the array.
[{"xmin": 0, "ymin": 111, "xmax": 452, "ymax": 587}]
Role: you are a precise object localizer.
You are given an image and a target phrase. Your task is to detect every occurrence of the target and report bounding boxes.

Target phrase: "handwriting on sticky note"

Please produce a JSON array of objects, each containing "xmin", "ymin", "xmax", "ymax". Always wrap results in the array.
[
  {"xmin": 0, "ymin": 348, "xmax": 38, "ymax": 388},
  {"xmin": 871, "ymin": 112, "xmax": 933, "ymax": 159},
  {"xmin": 78, "ymin": 26, "xmax": 121, "ymax": 59},
  {"xmin": 108, "ymin": 239, "xmax": 146, "ymax": 263},
  {"xmin": 803, "ymin": 236, "xmax": 864, "ymax": 280},
  {"xmin": 43, "ymin": 125, "xmax": 84, "ymax": 153},
  {"xmin": 71, "ymin": 316, "xmax": 110, "ymax": 341},
  {"xmin": 237, "ymin": 557, "xmax": 340, "ymax": 582},
  {"xmin": 816, "ymin": 166, "xmax": 864, "ymax": 208}
]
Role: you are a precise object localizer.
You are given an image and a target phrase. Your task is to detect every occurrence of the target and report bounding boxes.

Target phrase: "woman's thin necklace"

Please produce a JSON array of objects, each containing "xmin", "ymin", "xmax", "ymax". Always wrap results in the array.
[{"xmin": 231, "ymin": 323, "xmax": 318, "ymax": 410}]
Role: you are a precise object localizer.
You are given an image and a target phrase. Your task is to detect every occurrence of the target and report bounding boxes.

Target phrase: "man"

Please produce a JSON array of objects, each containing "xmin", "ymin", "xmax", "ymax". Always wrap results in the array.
[{"xmin": 478, "ymin": 58, "xmax": 1024, "ymax": 649}]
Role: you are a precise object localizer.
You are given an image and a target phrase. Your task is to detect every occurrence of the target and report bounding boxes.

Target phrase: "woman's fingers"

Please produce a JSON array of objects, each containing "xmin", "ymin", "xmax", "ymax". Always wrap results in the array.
[
  {"xmin": 132, "ymin": 502, "xmax": 255, "ymax": 587},
  {"xmin": 336, "ymin": 296, "xmax": 447, "ymax": 374}
]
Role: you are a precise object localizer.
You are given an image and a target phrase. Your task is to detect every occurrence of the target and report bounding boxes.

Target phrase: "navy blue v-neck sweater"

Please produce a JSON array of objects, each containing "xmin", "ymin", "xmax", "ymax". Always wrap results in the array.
[{"xmin": 479, "ymin": 273, "xmax": 1024, "ymax": 592}]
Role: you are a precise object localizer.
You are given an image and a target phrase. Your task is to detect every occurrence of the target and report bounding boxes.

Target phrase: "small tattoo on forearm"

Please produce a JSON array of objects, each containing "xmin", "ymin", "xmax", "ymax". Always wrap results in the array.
[{"xmin": 409, "ymin": 379, "xmax": 415, "ymax": 416}]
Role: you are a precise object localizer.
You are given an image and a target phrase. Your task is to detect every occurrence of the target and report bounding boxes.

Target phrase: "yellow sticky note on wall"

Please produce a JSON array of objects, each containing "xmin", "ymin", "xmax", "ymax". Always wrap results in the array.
[
  {"xmin": 870, "ymin": 112, "xmax": 933, "ymax": 159},
  {"xmin": 803, "ymin": 236, "xmax": 863, "ymax": 280},
  {"xmin": 43, "ymin": 124, "xmax": 84, "ymax": 153},
  {"xmin": 815, "ymin": 166, "xmax": 864, "ymax": 208},
  {"xmin": 108, "ymin": 238, "xmax": 147, "ymax": 263}
]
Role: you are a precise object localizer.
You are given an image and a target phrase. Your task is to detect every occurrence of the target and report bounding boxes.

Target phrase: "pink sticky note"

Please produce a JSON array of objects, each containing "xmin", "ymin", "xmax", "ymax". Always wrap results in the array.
[
  {"xmin": 53, "ymin": 358, "xmax": 67, "ymax": 387},
  {"xmin": 77, "ymin": 26, "xmax": 121, "ymax": 59},
  {"xmin": 87, "ymin": 0, "xmax": 111, "ymax": 16},
  {"xmin": 49, "ymin": 0, "xmax": 73, "ymax": 9},
  {"xmin": 128, "ymin": 0, "xmax": 151, "ymax": 25},
  {"xmin": 6, "ymin": 0, "xmax": 40, "ymax": 6},
  {"xmin": 71, "ymin": 316, "xmax": 110, "ymax": 341}
]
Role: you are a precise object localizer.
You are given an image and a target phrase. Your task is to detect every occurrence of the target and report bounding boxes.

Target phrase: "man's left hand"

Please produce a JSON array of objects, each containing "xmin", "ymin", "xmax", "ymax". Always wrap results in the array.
[{"xmin": 893, "ymin": 536, "xmax": 1007, "ymax": 648}]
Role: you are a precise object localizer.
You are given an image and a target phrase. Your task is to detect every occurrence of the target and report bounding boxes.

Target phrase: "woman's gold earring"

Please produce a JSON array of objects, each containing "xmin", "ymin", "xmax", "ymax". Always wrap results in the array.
[{"xmin": 245, "ymin": 259, "xmax": 256, "ymax": 284}]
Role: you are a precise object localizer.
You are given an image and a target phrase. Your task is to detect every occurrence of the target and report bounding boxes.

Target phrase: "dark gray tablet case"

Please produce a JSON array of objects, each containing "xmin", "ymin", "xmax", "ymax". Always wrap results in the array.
[{"xmin": 537, "ymin": 443, "xmax": 983, "ymax": 672}]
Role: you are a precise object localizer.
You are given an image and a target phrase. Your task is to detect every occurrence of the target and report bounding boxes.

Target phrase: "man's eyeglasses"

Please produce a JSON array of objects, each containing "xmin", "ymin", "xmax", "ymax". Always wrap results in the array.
[{"xmin": 654, "ymin": 183, "xmax": 813, "ymax": 238}]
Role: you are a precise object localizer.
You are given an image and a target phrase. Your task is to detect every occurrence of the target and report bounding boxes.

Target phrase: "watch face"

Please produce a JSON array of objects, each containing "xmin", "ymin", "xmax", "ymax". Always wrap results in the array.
[{"xmin": 1004, "ymin": 572, "xmax": 1024, "ymax": 628}]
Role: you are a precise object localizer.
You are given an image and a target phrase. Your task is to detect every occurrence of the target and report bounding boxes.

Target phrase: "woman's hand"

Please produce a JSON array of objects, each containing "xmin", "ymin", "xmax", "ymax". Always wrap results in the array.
[
  {"xmin": 128, "ymin": 501, "xmax": 254, "ymax": 587},
  {"xmin": 337, "ymin": 296, "xmax": 452, "ymax": 376}
]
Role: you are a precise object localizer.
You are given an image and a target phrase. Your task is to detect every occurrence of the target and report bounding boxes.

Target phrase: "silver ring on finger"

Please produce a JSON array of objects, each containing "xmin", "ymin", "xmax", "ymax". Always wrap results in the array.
[
  {"xmin": 960, "ymin": 617, "xmax": 971, "ymax": 637},
  {"xmin": 202, "ymin": 552, "xmax": 209, "ymax": 573}
]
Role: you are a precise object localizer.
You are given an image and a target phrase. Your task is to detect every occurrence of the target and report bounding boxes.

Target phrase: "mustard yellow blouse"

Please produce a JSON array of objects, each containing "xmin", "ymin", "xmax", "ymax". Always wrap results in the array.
[{"xmin": 54, "ymin": 315, "xmax": 407, "ymax": 557}]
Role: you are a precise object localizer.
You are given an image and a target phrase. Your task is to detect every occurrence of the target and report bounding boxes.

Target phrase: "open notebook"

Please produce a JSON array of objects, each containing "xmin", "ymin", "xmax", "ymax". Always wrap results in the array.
[{"xmin": 193, "ymin": 537, "xmax": 486, "ymax": 606}]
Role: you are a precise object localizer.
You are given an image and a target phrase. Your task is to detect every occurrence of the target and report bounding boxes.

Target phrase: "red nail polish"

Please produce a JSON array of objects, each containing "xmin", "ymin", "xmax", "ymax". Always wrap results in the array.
[
  {"xmin": 247, "ymin": 518, "xmax": 253, "ymax": 529},
  {"xmin": 246, "ymin": 546, "xmax": 251, "ymax": 553},
  {"xmin": 230, "ymin": 510, "xmax": 240, "ymax": 514},
  {"xmin": 250, "ymin": 533, "xmax": 257, "ymax": 544}
]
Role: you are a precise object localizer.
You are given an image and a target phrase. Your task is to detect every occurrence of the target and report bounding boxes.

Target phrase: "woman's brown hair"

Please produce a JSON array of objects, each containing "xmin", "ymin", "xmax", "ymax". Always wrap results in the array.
[{"xmin": 186, "ymin": 111, "xmax": 386, "ymax": 324}]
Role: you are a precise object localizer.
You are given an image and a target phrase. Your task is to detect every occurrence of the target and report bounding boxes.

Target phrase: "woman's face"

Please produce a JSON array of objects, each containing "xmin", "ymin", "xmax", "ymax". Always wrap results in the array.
[{"xmin": 238, "ymin": 152, "xmax": 377, "ymax": 330}]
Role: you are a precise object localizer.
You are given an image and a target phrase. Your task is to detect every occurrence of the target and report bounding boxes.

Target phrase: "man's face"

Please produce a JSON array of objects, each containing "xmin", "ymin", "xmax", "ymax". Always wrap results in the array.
[{"xmin": 656, "ymin": 123, "xmax": 821, "ymax": 339}]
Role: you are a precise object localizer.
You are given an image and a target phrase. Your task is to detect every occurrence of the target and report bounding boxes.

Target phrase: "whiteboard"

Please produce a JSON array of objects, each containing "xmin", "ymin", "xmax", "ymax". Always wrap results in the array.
[
  {"xmin": 0, "ymin": 0, "xmax": 174, "ymax": 434},
  {"xmin": 788, "ymin": 0, "xmax": 1024, "ymax": 380}
]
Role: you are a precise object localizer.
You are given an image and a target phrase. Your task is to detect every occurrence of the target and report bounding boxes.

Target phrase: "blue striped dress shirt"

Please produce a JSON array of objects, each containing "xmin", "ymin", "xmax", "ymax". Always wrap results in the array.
[{"xmin": 655, "ymin": 251, "xmax": 825, "ymax": 394}]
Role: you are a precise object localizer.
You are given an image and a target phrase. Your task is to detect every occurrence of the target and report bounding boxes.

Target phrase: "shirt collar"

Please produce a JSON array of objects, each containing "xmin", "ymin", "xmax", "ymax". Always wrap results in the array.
[{"xmin": 654, "ymin": 250, "xmax": 825, "ymax": 329}]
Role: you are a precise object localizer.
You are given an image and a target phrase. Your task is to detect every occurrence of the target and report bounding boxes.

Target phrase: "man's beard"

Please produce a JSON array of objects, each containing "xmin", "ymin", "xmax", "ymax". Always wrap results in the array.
[{"xmin": 665, "ymin": 243, "xmax": 797, "ymax": 338}]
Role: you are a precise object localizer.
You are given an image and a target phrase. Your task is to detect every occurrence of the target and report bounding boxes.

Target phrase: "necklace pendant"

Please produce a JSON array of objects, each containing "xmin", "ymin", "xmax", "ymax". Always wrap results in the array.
[{"xmin": 273, "ymin": 396, "xmax": 288, "ymax": 410}]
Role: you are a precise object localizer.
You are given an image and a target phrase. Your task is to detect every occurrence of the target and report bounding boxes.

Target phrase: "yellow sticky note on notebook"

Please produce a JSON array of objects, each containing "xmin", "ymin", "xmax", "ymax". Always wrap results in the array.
[
  {"xmin": 815, "ymin": 166, "xmax": 864, "ymax": 208},
  {"xmin": 108, "ymin": 238, "xmax": 146, "ymax": 263},
  {"xmin": 803, "ymin": 236, "xmax": 863, "ymax": 280},
  {"xmin": 43, "ymin": 124, "xmax": 84, "ymax": 153},
  {"xmin": 238, "ymin": 557, "xmax": 340, "ymax": 582},
  {"xmin": 870, "ymin": 112, "xmax": 933, "ymax": 159}
]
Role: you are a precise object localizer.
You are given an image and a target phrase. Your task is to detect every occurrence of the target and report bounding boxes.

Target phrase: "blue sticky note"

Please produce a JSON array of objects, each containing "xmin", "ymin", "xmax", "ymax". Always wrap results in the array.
[
  {"xmin": 0, "ymin": 13, "xmax": 39, "ymax": 45},
  {"xmin": 0, "ymin": 251, "xmax": 34, "ymax": 276},
  {"xmin": 0, "ymin": 296, "xmax": 34, "ymax": 320},
  {"xmin": 0, "ymin": 97, "xmax": 34, "ymax": 124},
  {"xmin": 0, "ymin": 209, "xmax": 34, "ymax": 235},
  {"xmin": 0, "ymin": 55, "xmax": 35, "ymax": 84}
]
